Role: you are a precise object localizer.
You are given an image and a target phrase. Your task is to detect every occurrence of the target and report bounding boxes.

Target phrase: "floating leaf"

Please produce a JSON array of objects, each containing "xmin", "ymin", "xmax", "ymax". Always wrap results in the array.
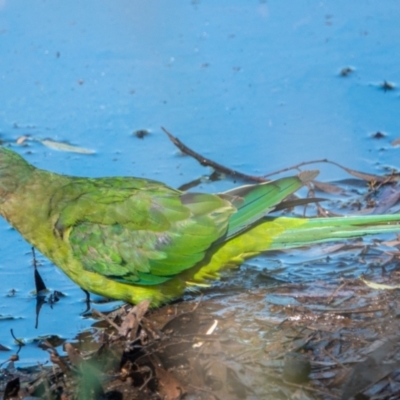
[
  {"xmin": 16, "ymin": 135, "xmax": 30, "ymax": 145},
  {"xmin": 313, "ymin": 180, "xmax": 345, "ymax": 194},
  {"xmin": 371, "ymin": 131, "xmax": 386, "ymax": 139},
  {"xmin": 361, "ymin": 277, "xmax": 400, "ymax": 290},
  {"xmin": 380, "ymin": 80, "xmax": 396, "ymax": 91},
  {"xmin": 0, "ymin": 343, "xmax": 10, "ymax": 351},
  {"xmin": 133, "ymin": 129, "xmax": 150, "ymax": 139},
  {"xmin": 340, "ymin": 67, "xmax": 354, "ymax": 77},
  {"xmin": 0, "ymin": 315, "xmax": 15, "ymax": 320},
  {"xmin": 40, "ymin": 139, "xmax": 95, "ymax": 154},
  {"xmin": 371, "ymin": 184, "xmax": 400, "ymax": 214}
]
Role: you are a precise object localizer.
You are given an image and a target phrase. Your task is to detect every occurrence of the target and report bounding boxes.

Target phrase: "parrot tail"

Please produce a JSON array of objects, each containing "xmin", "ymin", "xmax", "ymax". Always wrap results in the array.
[{"xmin": 190, "ymin": 213, "xmax": 400, "ymax": 282}]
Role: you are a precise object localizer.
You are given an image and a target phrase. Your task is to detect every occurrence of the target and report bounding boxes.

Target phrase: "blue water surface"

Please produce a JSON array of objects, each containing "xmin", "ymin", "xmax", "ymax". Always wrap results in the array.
[{"xmin": 1, "ymin": 0, "xmax": 400, "ymax": 365}]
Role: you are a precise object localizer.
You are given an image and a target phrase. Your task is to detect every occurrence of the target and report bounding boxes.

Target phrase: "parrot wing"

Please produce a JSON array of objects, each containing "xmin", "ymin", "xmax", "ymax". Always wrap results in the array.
[{"xmin": 51, "ymin": 172, "xmax": 315, "ymax": 285}]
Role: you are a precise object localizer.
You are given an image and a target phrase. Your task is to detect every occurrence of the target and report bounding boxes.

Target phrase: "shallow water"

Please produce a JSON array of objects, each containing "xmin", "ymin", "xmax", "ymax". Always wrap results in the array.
[{"xmin": 0, "ymin": 0, "xmax": 400, "ymax": 366}]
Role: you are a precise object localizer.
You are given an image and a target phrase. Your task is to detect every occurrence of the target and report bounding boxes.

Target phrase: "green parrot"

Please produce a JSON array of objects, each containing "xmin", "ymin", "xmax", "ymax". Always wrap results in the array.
[{"xmin": 1, "ymin": 146, "xmax": 400, "ymax": 306}]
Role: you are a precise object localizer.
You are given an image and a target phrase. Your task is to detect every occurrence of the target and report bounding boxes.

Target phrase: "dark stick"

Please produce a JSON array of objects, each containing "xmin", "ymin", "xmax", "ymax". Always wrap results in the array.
[
  {"xmin": 162, "ymin": 127, "xmax": 400, "ymax": 184},
  {"xmin": 161, "ymin": 127, "xmax": 267, "ymax": 183}
]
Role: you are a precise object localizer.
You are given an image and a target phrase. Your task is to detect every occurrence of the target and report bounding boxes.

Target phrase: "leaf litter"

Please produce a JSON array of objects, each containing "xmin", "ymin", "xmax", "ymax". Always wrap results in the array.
[
  {"xmin": 3, "ymin": 133, "xmax": 400, "ymax": 398},
  {"xmin": 5, "ymin": 272, "xmax": 400, "ymax": 400}
]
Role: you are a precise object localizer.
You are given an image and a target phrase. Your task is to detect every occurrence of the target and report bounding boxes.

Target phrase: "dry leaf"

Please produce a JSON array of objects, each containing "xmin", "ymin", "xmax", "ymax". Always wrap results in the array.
[
  {"xmin": 119, "ymin": 299, "xmax": 150, "ymax": 339},
  {"xmin": 391, "ymin": 137, "xmax": 400, "ymax": 147},
  {"xmin": 41, "ymin": 139, "xmax": 95, "ymax": 154},
  {"xmin": 64, "ymin": 342, "xmax": 83, "ymax": 367},
  {"xmin": 154, "ymin": 364, "xmax": 184, "ymax": 400},
  {"xmin": 371, "ymin": 185, "xmax": 400, "ymax": 214},
  {"xmin": 361, "ymin": 278, "xmax": 400, "ymax": 290},
  {"xmin": 16, "ymin": 136, "xmax": 30, "ymax": 145},
  {"xmin": 313, "ymin": 180, "xmax": 345, "ymax": 194}
]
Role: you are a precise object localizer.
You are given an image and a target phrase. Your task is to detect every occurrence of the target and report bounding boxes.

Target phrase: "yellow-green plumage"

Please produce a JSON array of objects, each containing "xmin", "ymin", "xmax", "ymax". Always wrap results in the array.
[{"xmin": 1, "ymin": 146, "xmax": 400, "ymax": 306}]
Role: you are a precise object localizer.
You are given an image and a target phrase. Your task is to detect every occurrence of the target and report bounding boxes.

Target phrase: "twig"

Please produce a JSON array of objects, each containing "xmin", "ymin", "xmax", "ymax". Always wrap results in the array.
[
  {"xmin": 162, "ymin": 127, "xmax": 400, "ymax": 187},
  {"xmin": 326, "ymin": 281, "xmax": 348, "ymax": 305},
  {"xmin": 322, "ymin": 348, "xmax": 348, "ymax": 370},
  {"xmin": 262, "ymin": 159, "xmax": 328, "ymax": 178},
  {"xmin": 91, "ymin": 308, "xmax": 121, "ymax": 331},
  {"xmin": 264, "ymin": 158, "xmax": 400, "ymax": 183},
  {"xmin": 10, "ymin": 329, "xmax": 24, "ymax": 352},
  {"xmin": 138, "ymin": 366, "xmax": 153, "ymax": 391},
  {"xmin": 322, "ymin": 307, "xmax": 386, "ymax": 315},
  {"xmin": 162, "ymin": 127, "xmax": 267, "ymax": 183}
]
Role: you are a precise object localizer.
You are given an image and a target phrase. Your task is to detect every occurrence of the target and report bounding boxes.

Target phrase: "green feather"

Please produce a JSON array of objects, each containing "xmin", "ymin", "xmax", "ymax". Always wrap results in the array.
[{"xmin": 224, "ymin": 170, "xmax": 318, "ymax": 237}]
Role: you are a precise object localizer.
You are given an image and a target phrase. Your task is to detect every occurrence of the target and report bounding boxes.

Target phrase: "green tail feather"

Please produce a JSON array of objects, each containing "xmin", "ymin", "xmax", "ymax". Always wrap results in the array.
[
  {"xmin": 224, "ymin": 170, "xmax": 318, "ymax": 238},
  {"xmin": 191, "ymin": 214, "xmax": 400, "ymax": 282},
  {"xmin": 266, "ymin": 214, "xmax": 400, "ymax": 250}
]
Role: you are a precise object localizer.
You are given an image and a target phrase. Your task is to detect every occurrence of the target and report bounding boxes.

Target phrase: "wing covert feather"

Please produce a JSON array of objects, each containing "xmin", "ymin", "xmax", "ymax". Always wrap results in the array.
[{"xmin": 54, "ymin": 177, "xmax": 235, "ymax": 284}]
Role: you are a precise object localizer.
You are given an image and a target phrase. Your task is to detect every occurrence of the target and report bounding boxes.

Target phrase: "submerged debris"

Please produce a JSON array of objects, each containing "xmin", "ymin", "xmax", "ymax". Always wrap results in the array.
[
  {"xmin": 339, "ymin": 67, "xmax": 354, "ymax": 77},
  {"xmin": 133, "ymin": 129, "xmax": 150, "ymax": 139},
  {"xmin": 380, "ymin": 80, "xmax": 396, "ymax": 92},
  {"xmin": 4, "ymin": 264, "xmax": 400, "ymax": 399}
]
